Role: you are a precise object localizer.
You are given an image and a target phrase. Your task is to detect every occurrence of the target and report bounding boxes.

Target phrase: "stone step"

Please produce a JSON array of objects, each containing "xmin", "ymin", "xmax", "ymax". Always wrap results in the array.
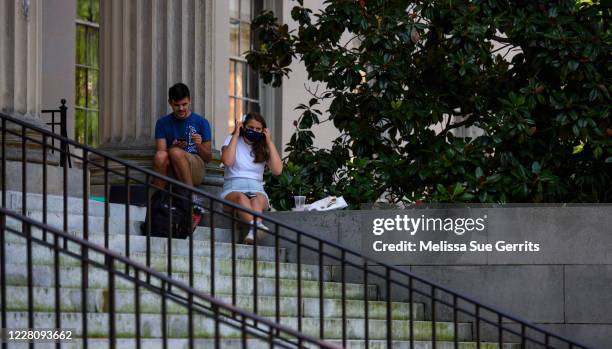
[
  {"xmin": 0, "ymin": 162, "xmax": 84, "ymax": 196},
  {"xmin": 5, "ymin": 214, "xmax": 244, "ymax": 243},
  {"xmin": 5, "ymin": 311, "xmax": 473, "ymax": 341},
  {"xmin": 21, "ymin": 211, "xmax": 152, "ymax": 236},
  {"xmin": 3, "ymin": 264, "xmax": 378, "ymax": 300},
  {"xmin": 4, "ymin": 188, "xmax": 241, "ymax": 231},
  {"xmin": 1, "ymin": 286, "xmax": 423, "ymax": 320},
  {"xmin": 318, "ymin": 341, "xmax": 519, "ymax": 349},
  {"xmin": 0, "ymin": 192, "xmax": 524, "ymax": 348},
  {"xmin": 4, "ymin": 186, "xmax": 236, "ymax": 230},
  {"xmin": 3, "ymin": 190, "xmax": 147, "ymax": 219},
  {"xmin": 0, "ymin": 339, "xmax": 519, "ymax": 349},
  {"xmin": 3, "ymin": 243, "xmax": 331, "ymax": 281},
  {"xmin": 5, "ymin": 231, "xmax": 287, "ymax": 262}
]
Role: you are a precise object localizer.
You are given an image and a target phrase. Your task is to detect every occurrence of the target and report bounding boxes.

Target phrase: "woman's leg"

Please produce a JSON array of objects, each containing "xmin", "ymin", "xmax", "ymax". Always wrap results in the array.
[
  {"xmin": 224, "ymin": 192, "xmax": 254, "ymax": 222},
  {"xmin": 249, "ymin": 193, "xmax": 269, "ymax": 223}
]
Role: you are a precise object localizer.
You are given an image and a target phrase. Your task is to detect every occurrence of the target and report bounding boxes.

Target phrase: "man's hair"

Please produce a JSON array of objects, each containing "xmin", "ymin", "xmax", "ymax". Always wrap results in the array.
[{"xmin": 168, "ymin": 83, "xmax": 190, "ymax": 101}]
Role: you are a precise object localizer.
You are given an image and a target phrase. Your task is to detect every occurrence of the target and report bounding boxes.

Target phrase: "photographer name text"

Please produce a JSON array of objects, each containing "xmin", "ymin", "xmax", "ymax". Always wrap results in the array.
[{"xmin": 373, "ymin": 240, "xmax": 540, "ymax": 252}]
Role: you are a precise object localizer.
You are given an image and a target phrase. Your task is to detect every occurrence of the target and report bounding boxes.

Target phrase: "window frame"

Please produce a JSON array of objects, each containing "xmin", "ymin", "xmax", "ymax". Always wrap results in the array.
[
  {"xmin": 75, "ymin": 1, "xmax": 100, "ymax": 146},
  {"xmin": 228, "ymin": 0, "xmax": 263, "ymax": 133}
]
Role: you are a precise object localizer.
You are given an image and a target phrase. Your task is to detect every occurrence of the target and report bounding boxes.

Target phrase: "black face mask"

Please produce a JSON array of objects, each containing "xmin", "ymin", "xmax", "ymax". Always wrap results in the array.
[{"xmin": 243, "ymin": 128, "xmax": 263, "ymax": 142}]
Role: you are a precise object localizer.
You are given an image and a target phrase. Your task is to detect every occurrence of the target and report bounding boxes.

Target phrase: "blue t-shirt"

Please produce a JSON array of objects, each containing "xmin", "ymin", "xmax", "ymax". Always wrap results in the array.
[{"xmin": 155, "ymin": 112, "xmax": 211, "ymax": 154}]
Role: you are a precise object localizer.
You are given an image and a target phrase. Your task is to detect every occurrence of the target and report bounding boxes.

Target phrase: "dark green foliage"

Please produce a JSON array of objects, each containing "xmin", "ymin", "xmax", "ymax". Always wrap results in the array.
[{"xmin": 248, "ymin": 0, "xmax": 611, "ymax": 209}]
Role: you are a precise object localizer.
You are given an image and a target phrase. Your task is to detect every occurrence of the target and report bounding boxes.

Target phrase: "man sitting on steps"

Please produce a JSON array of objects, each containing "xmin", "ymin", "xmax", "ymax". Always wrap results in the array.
[{"xmin": 152, "ymin": 82, "xmax": 212, "ymax": 228}]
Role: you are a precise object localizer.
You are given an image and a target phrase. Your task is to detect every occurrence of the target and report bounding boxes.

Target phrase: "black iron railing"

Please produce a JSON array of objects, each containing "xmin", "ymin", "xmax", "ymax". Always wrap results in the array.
[
  {"xmin": 41, "ymin": 99, "xmax": 71, "ymax": 168},
  {"xmin": 0, "ymin": 111, "xmax": 592, "ymax": 349},
  {"xmin": 0, "ymin": 207, "xmax": 340, "ymax": 348}
]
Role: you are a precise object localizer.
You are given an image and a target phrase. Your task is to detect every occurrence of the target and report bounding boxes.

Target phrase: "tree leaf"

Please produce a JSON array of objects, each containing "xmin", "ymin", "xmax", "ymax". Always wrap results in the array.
[{"xmin": 453, "ymin": 183, "xmax": 465, "ymax": 197}]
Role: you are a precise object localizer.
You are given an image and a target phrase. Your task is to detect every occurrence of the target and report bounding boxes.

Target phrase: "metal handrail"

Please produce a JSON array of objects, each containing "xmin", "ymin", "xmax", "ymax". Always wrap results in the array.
[
  {"xmin": 40, "ymin": 99, "xmax": 71, "ymax": 168},
  {"xmin": 0, "ymin": 207, "xmax": 341, "ymax": 349},
  {"xmin": 0, "ymin": 111, "xmax": 592, "ymax": 349}
]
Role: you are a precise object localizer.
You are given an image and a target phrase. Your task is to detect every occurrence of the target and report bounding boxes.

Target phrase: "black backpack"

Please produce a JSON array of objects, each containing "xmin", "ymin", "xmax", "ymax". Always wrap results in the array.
[{"xmin": 140, "ymin": 188, "xmax": 193, "ymax": 239}]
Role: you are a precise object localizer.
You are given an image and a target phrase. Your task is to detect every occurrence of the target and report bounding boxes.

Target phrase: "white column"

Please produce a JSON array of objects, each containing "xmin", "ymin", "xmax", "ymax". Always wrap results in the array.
[
  {"xmin": 99, "ymin": 0, "xmax": 208, "ymax": 157},
  {"xmin": 0, "ymin": 0, "xmax": 43, "ymax": 121},
  {"xmin": 205, "ymin": 0, "xmax": 230, "ymax": 151},
  {"xmin": 0, "ymin": 1, "xmax": 75, "ymax": 195}
]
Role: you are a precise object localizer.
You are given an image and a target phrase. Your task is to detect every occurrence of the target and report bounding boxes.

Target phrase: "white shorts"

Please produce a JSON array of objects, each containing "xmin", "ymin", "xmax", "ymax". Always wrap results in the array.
[{"xmin": 220, "ymin": 177, "xmax": 269, "ymax": 208}]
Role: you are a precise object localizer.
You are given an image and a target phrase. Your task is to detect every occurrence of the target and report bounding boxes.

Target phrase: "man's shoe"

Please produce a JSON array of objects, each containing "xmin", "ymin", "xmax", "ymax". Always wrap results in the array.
[
  {"xmin": 193, "ymin": 205, "xmax": 207, "ymax": 215},
  {"xmin": 192, "ymin": 194, "xmax": 209, "ymax": 214},
  {"xmin": 192, "ymin": 212, "xmax": 202, "ymax": 231}
]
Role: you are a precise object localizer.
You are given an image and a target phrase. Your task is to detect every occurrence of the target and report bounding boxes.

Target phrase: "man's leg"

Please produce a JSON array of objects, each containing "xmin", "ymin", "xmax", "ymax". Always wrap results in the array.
[
  {"xmin": 186, "ymin": 153, "xmax": 205, "ymax": 186},
  {"xmin": 152, "ymin": 150, "xmax": 169, "ymax": 188},
  {"xmin": 185, "ymin": 154, "xmax": 207, "ymax": 213},
  {"xmin": 168, "ymin": 149, "xmax": 209, "ymax": 228},
  {"xmin": 168, "ymin": 147, "xmax": 194, "ymax": 186}
]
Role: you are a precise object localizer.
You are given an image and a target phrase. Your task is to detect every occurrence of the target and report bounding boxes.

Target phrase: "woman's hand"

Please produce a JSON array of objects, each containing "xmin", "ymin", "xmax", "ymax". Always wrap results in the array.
[
  {"xmin": 234, "ymin": 115, "xmax": 243, "ymax": 135},
  {"xmin": 263, "ymin": 128, "xmax": 272, "ymax": 144},
  {"xmin": 222, "ymin": 117, "xmax": 241, "ymax": 167}
]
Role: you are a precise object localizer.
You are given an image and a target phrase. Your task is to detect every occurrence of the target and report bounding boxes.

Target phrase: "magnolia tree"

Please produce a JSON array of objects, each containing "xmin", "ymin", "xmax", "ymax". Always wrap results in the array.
[{"xmin": 247, "ymin": 0, "xmax": 611, "ymax": 209}]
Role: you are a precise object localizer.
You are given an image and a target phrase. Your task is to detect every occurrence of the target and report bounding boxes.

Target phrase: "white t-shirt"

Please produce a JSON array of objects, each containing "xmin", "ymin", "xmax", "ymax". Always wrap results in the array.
[{"xmin": 222, "ymin": 135, "xmax": 266, "ymax": 181}]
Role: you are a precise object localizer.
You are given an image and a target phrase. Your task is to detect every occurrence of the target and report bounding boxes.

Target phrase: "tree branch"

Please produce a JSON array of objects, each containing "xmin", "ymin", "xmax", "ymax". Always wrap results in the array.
[
  {"xmin": 492, "ymin": 35, "xmax": 513, "ymax": 44},
  {"xmin": 438, "ymin": 114, "xmax": 481, "ymax": 137},
  {"xmin": 491, "ymin": 43, "xmax": 514, "ymax": 54}
]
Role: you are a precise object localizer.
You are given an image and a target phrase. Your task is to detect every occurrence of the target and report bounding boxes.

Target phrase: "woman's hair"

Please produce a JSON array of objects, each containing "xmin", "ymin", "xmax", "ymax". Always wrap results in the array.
[{"xmin": 243, "ymin": 112, "xmax": 269, "ymax": 163}]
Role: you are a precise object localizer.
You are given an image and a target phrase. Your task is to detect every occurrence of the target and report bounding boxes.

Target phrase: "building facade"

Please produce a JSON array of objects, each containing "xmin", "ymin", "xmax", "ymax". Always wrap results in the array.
[{"xmin": 1, "ymin": 0, "xmax": 340, "ymax": 175}]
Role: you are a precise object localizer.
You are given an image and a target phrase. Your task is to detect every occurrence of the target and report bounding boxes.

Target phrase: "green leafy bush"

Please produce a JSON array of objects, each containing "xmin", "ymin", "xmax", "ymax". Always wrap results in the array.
[{"xmin": 250, "ymin": 0, "xmax": 611, "ymax": 209}]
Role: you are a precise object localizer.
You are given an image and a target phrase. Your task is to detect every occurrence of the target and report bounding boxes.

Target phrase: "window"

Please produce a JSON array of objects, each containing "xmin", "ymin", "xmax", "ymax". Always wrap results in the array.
[
  {"xmin": 229, "ymin": 0, "xmax": 263, "ymax": 132},
  {"xmin": 75, "ymin": 0, "xmax": 99, "ymax": 146}
]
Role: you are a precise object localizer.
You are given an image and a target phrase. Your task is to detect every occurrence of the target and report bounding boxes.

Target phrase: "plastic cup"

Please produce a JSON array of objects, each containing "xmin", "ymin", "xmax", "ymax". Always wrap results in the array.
[{"xmin": 293, "ymin": 196, "xmax": 306, "ymax": 210}]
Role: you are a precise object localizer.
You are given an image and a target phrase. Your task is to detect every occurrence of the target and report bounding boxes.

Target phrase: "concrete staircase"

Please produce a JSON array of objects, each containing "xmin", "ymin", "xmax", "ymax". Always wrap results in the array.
[{"xmin": 1, "ymin": 191, "xmax": 519, "ymax": 348}]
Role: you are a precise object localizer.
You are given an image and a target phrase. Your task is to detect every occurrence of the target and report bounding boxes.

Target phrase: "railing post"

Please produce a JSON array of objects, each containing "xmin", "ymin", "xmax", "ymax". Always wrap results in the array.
[
  {"xmin": 1, "ymin": 118, "xmax": 6, "ymax": 208},
  {"xmin": 106, "ymin": 255, "xmax": 116, "ymax": 349},
  {"xmin": 0, "ymin": 210, "xmax": 6, "ymax": 339},
  {"xmin": 59, "ymin": 99, "xmax": 71, "ymax": 168}
]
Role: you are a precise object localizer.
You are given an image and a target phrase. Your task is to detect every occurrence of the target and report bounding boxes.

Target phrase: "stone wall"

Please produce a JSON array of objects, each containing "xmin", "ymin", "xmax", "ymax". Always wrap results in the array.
[{"xmin": 267, "ymin": 206, "xmax": 612, "ymax": 348}]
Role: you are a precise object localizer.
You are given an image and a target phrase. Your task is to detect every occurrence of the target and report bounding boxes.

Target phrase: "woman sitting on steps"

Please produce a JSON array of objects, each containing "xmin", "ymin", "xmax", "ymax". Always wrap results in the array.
[{"xmin": 220, "ymin": 112, "xmax": 283, "ymax": 244}]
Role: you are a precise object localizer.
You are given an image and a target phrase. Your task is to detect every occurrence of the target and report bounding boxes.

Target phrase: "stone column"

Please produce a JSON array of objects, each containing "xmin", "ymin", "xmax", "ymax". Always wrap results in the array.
[
  {"xmin": 92, "ymin": 0, "xmax": 227, "ymax": 195},
  {"xmin": 0, "ymin": 1, "xmax": 82, "ymax": 195},
  {"xmin": 97, "ymin": 0, "xmax": 207, "ymax": 166},
  {"xmin": 204, "ymin": 0, "xmax": 229, "ymax": 151},
  {"xmin": 0, "ymin": 0, "xmax": 43, "ymax": 121}
]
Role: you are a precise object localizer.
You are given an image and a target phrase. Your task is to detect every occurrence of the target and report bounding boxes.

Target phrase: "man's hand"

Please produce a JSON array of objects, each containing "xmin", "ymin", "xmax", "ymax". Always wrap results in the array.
[
  {"xmin": 192, "ymin": 133, "xmax": 202, "ymax": 144},
  {"xmin": 172, "ymin": 139, "xmax": 187, "ymax": 149}
]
